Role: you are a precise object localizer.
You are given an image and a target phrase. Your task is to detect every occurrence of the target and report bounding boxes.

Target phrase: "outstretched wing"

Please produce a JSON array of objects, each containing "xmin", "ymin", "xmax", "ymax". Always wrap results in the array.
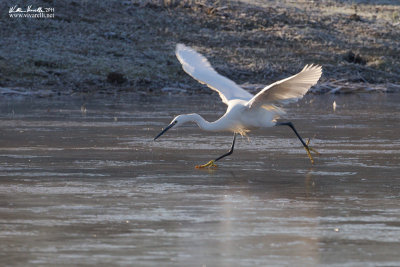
[
  {"xmin": 176, "ymin": 44, "xmax": 253, "ymax": 105},
  {"xmin": 246, "ymin": 64, "xmax": 322, "ymax": 109}
]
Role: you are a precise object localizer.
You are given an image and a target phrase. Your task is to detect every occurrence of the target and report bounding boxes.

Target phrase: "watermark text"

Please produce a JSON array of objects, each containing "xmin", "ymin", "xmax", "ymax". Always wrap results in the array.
[{"xmin": 9, "ymin": 5, "xmax": 54, "ymax": 19}]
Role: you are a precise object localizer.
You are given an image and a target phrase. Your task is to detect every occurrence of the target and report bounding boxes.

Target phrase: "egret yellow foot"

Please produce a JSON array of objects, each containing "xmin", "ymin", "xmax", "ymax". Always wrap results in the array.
[
  {"xmin": 304, "ymin": 138, "xmax": 320, "ymax": 164},
  {"xmin": 195, "ymin": 160, "xmax": 217, "ymax": 169}
]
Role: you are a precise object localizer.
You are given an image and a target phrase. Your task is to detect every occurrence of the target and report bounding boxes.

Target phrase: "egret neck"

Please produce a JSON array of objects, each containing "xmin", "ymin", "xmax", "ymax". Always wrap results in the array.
[{"xmin": 180, "ymin": 113, "xmax": 224, "ymax": 132}]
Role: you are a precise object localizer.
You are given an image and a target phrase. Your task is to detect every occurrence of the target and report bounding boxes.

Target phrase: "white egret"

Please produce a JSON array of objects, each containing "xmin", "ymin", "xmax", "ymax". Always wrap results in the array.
[{"xmin": 154, "ymin": 44, "xmax": 322, "ymax": 168}]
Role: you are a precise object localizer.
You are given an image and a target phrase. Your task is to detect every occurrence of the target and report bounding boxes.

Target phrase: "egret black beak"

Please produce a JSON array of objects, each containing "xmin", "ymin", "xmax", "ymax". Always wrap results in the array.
[{"xmin": 154, "ymin": 121, "xmax": 176, "ymax": 140}]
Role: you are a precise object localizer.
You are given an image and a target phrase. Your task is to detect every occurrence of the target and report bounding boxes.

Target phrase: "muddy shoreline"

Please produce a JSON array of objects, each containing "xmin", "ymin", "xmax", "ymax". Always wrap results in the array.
[{"xmin": 1, "ymin": 0, "xmax": 399, "ymax": 96}]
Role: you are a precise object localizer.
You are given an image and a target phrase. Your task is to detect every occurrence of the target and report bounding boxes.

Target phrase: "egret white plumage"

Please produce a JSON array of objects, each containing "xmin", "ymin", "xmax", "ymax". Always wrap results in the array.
[{"xmin": 154, "ymin": 44, "xmax": 322, "ymax": 168}]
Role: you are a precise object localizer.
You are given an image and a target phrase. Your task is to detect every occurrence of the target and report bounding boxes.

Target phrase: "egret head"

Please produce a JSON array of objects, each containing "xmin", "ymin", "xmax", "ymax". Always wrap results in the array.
[{"xmin": 154, "ymin": 114, "xmax": 192, "ymax": 140}]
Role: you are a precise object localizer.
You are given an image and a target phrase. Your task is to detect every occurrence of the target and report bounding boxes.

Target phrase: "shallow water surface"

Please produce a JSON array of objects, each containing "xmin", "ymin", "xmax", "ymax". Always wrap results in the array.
[{"xmin": 0, "ymin": 93, "xmax": 399, "ymax": 266}]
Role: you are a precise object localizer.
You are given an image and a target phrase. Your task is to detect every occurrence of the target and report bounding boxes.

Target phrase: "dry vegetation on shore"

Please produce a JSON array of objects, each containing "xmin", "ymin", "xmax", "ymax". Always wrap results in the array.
[{"xmin": 0, "ymin": 0, "xmax": 399, "ymax": 96}]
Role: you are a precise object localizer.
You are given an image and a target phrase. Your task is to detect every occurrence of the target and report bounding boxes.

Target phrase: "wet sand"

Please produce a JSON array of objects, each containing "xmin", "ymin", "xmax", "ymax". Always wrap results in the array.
[{"xmin": 0, "ymin": 94, "xmax": 399, "ymax": 266}]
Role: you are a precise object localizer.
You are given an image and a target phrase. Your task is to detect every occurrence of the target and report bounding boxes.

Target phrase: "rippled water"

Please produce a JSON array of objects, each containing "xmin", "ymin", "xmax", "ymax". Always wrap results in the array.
[{"xmin": 0, "ymin": 93, "xmax": 399, "ymax": 266}]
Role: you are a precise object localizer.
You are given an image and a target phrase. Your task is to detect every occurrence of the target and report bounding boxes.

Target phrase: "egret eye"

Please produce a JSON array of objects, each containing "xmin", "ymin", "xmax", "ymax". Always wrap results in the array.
[{"xmin": 174, "ymin": 121, "xmax": 178, "ymax": 124}]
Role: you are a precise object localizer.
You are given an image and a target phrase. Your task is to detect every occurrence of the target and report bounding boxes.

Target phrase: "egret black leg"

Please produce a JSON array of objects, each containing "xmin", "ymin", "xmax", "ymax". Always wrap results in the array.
[
  {"xmin": 276, "ymin": 122, "xmax": 308, "ymax": 148},
  {"xmin": 195, "ymin": 133, "xmax": 237, "ymax": 168},
  {"xmin": 276, "ymin": 121, "xmax": 318, "ymax": 164},
  {"xmin": 215, "ymin": 133, "xmax": 237, "ymax": 162}
]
